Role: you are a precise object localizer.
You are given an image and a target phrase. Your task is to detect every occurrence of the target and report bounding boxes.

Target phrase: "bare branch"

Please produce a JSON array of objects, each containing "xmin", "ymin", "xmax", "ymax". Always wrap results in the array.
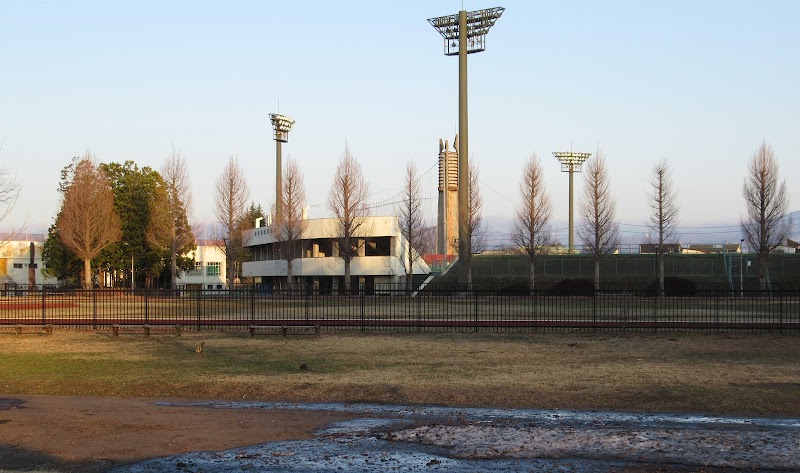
[
  {"xmin": 397, "ymin": 161, "xmax": 424, "ymax": 288},
  {"xmin": 214, "ymin": 155, "xmax": 250, "ymax": 283},
  {"xmin": 277, "ymin": 158, "xmax": 307, "ymax": 285},
  {"xmin": 741, "ymin": 141, "xmax": 791, "ymax": 290},
  {"xmin": 160, "ymin": 146, "xmax": 195, "ymax": 289},
  {"xmin": 328, "ymin": 145, "xmax": 369, "ymax": 290},
  {"xmin": 511, "ymin": 153, "xmax": 553, "ymax": 289},
  {"xmin": 648, "ymin": 158, "xmax": 679, "ymax": 295},
  {"xmin": 57, "ymin": 152, "xmax": 121, "ymax": 288},
  {"xmin": 0, "ymin": 140, "xmax": 21, "ymax": 231},
  {"xmin": 578, "ymin": 150, "xmax": 620, "ymax": 289}
]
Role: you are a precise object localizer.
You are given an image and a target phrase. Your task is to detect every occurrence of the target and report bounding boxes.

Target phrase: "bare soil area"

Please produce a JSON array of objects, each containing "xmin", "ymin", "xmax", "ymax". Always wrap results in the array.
[{"xmin": 0, "ymin": 395, "xmax": 350, "ymax": 472}]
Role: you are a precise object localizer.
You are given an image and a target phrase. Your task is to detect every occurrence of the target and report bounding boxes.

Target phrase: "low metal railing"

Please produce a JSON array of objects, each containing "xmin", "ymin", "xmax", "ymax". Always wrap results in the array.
[{"xmin": 0, "ymin": 283, "xmax": 797, "ymax": 334}]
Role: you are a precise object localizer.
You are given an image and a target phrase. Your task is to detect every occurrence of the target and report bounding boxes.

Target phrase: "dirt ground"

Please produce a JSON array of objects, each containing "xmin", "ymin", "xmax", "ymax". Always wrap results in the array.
[{"xmin": 0, "ymin": 395, "xmax": 351, "ymax": 472}]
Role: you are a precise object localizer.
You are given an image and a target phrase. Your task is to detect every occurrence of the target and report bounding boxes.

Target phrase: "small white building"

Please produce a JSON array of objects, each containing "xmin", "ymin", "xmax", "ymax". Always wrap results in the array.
[
  {"xmin": 178, "ymin": 239, "xmax": 228, "ymax": 289},
  {"xmin": 242, "ymin": 216, "xmax": 430, "ymax": 293},
  {"xmin": 0, "ymin": 234, "xmax": 59, "ymax": 287}
]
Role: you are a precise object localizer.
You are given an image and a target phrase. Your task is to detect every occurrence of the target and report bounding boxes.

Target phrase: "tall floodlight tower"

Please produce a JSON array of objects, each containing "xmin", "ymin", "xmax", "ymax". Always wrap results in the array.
[
  {"xmin": 553, "ymin": 152, "xmax": 592, "ymax": 253},
  {"xmin": 269, "ymin": 113, "xmax": 295, "ymax": 225},
  {"xmin": 428, "ymin": 6, "xmax": 504, "ymax": 284}
]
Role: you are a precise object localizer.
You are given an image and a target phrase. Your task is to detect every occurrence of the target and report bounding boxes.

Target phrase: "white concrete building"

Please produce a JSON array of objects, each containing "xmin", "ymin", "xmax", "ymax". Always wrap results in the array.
[
  {"xmin": 0, "ymin": 234, "xmax": 59, "ymax": 287},
  {"xmin": 178, "ymin": 239, "xmax": 228, "ymax": 289},
  {"xmin": 242, "ymin": 216, "xmax": 430, "ymax": 293}
]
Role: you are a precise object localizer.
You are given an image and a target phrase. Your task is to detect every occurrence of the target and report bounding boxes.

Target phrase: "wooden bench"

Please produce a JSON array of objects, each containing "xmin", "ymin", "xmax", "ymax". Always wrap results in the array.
[
  {"xmin": 0, "ymin": 324, "xmax": 54, "ymax": 336},
  {"xmin": 249, "ymin": 325, "xmax": 320, "ymax": 337},
  {"xmin": 112, "ymin": 324, "xmax": 182, "ymax": 338}
]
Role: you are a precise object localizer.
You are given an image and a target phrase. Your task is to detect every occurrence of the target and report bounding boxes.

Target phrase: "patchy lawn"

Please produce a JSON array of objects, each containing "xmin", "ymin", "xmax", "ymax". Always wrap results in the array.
[{"xmin": 1, "ymin": 330, "xmax": 798, "ymax": 416}]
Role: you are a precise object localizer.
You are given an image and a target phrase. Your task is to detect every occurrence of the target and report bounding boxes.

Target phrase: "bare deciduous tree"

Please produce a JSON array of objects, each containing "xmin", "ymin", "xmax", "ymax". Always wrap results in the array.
[
  {"xmin": 328, "ymin": 145, "xmax": 369, "ymax": 292},
  {"xmin": 214, "ymin": 155, "xmax": 250, "ymax": 285},
  {"xmin": 0, "ymin": 140, "xmax": 20, "ymax": 226},
  {"xmin": 157, "ymin": 147, "xmax": 195, "ymax": 289},
  {"xmin": 57, "ymin": 153, "xmax": 121, "ymax": 289},
  {"xmin": 416, "ymin": 226, "xmax": 436, "ymax": 257},
  {"xmin": 648, "ymin": 158, "xmax": 679, "ymax": 296},
  {"xmin": 277, "ymin": 158, "xmax": 307, "ymax": 286},
  {"xmin": 578, "ymin": 150, "xmax": 620, "ymax": 291},
  {"xmin": 464, "ymin": 161, "xmax": 486, "ymax": 284},
  {"xmin": 511, "ymin": 153, "xmax": 553, "ymax": 291},
  {"xmin": 0, "ymin": 140, "xmax": 22, "ymax": 249},
  {"xmin": 397, "ymin": 161, "xmax": 424, "ymax": 289},
  {"xmin": 741, "ymin": 141, "xmax": 791, "ymax": 290}
]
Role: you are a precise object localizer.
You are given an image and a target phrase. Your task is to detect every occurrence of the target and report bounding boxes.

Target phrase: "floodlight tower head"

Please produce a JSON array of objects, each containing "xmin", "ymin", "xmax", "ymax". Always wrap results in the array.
[
  {"xmin": 269, "ymin": 113, "xmax": 295, "ymax": 143},
  {"xmin": 428, "ymin": 7, "xmax": 504, "ymax": 56},
  {"xmin": 553, "ymin": 152, "xmax": 592, "ymax": 172}
]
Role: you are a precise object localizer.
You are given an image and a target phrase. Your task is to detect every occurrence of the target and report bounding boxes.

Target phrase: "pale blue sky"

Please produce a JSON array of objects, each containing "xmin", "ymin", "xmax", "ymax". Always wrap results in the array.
[{"xmin": 1, "ymin": 1, "xmax": 798, "ymax": 247}]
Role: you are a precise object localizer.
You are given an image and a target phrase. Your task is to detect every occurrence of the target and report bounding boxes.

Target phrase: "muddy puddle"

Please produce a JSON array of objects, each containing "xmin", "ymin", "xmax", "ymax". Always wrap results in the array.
[{"xmin": 113, "ymin": 401, "xmax": 800, "ymax": 472}]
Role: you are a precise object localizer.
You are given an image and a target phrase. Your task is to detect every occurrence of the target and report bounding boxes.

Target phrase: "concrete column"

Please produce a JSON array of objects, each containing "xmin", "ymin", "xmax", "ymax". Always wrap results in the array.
[{"xmin": 457, "ymin": 9, "xmax": 470, "ymax": 285}]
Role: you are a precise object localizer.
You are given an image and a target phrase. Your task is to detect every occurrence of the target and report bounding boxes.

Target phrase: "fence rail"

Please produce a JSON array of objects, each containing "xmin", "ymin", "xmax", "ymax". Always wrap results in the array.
[{"xmin": 1, "ymin": 284, "xmax": 798, "ymax": 334}]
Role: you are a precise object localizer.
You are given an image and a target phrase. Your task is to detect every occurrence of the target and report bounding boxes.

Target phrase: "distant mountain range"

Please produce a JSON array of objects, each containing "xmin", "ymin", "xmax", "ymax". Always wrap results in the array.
[{"xmin": 481, "ymin": 211, "xmax": 800, "ymax": 252}]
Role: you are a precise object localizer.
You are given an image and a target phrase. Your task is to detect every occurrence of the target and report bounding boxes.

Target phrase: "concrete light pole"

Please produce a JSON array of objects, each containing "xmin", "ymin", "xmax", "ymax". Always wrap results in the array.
[
  {"xmin": 269, "ymin": 113, "xmax": 295, "ymax": 225},
  {"xmin": 429, "ymin": 7, "xmax": 504, "ymax": 284},
  {"xmin": 553, "ymin": 152, "xmax": 592, "ymax": 253}
]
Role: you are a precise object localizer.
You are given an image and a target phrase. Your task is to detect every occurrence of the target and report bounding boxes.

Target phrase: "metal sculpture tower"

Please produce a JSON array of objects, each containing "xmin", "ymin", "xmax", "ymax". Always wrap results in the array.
[{"xmin": 437, "ymin": 135, "xmax": 459, "ymax": 257}]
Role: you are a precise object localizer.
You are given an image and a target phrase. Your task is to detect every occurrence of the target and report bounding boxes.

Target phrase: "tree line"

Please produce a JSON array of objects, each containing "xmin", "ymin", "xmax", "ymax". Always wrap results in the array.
[
  {"xmin": 509, "ymin": 141, "xmax": 791, "ymax": 293},
  {"xmin": 38, "ymin": 144, "xmax": 418, "ymax": 290},
  {"xmin": 30, "ymin": 140, "xmax": 793, "ymax": 292}
]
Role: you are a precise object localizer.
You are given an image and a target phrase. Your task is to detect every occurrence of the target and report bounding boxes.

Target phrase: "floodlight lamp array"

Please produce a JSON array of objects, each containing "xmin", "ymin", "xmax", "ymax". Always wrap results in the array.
[
  {"xmin": 553, "ymin": 152, "xmax": 592, "ymax": 172},
  {"xmin": 428, "ymin": 7, "xmax": 504, "ymax": 56},
  {"xmin": 269, "ymin": 113, "xmax": 295, "ymax": 142}
]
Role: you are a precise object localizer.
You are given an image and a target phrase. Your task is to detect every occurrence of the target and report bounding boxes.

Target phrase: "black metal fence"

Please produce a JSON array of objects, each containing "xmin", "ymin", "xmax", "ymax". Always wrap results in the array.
[{"xmin": 1, "ymin": 284, "xmax": 798, "ymax": 334}]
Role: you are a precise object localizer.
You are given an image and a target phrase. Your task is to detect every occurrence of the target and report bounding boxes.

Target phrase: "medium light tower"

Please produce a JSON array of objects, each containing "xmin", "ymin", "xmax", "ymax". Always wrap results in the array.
[
  {"xmin": 553, "ymin": 151, "xmax": 592, "ymax": 253},
  {"xmin": 269, "ymin": 113, "xmax": 295, "ymax": 225},
  {"xmin": 429, "ymin": 6, "xmax": 504, "ymax": 284}
]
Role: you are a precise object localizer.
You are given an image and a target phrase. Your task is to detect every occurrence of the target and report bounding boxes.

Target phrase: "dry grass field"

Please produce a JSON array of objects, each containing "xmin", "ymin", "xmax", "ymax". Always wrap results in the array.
[{"xmin": 1, "ymin": 329, "xmax": 799, "ymax": 417}]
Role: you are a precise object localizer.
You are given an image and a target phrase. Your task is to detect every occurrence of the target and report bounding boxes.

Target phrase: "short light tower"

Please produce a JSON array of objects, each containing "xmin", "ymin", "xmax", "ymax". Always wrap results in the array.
[
  {"xmin": 553, "ymin": 151, "xmax": 592, "ymax": 253},
  {"xmin": 429, "ymin": 6, "xmax": 504, "ymax": 284},
  {"xmin": 269, "ymin": 113, "xmax": 295, "ymax": 225}
]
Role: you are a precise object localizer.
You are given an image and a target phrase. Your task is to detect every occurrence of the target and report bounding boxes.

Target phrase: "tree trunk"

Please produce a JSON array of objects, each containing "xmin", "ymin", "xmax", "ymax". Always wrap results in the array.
[
  {"xmin": 170, "ymin": 239, "xmax": 178, "ymax": 290},
  {"xmin": 528, "ymin": 255, "xmax": 535, "ymax": 292},
  {"xmin": 406, "ymin": 245, "xmax": 413, "ymax": 292},
  {"xmin": 594, "ymin": 257, "xmax": 600, "ymax": 292},
  {"xmin": 344, "ymin": 258, "xmax": 351, "ymax": 294},
  {"xmin": 758, "ymin": 252, "xmax": 768, "ymax": 291},
  {"xmin": 83, "ymin": 258, "xmax": 92, "ymax": 290},
  {"xmin": 465, "ymin": 254, "xmax": 473, "ymax": 286},
  {"xmin": 658, "ymin": 252, "xmax": 665, "ymax": 297}
]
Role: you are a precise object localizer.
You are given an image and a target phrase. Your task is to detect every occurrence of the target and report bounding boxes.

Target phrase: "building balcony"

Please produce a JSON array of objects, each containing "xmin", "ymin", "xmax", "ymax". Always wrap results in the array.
[{"xmin": 243, "ymin": 256, "xmax": 408, "ymax": 278}]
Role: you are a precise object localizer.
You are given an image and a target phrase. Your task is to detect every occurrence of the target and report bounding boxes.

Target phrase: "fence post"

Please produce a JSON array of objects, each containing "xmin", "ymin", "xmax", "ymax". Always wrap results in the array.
[
  {"xmin": 196, "ymin": 288, "xmax": 201, "ymax": 331},
  {"xmin": 592, "ymin": 289, "xmax": 597, "ymax": 333},
  {"xmin": 250, "ymin": 285, "xmax": 256, "ymax": 326},
  {"xmin": 305, "ymin": 283, "xmax": 310, "ymax": 322},
  {"xmin": 92, "ymin": 288, "xmax": 97, "ymax": 330},
  {"xmin": 416, "ymin": 288, "xmax": 422, "ymax": 332},
  {"xmin": 779, "ymin": 290, "xmax": 784, "ymax": 335},
  {"xmin": 360, "ymin": 283, "xmax": 365, "ymax": 332},
  {"xmin": 474, "ymin": 285, "xmax": 479, "ymax": 333},
  {"xmin": 652, "ymin": 292, "xmax": 657, "ymax": 334},
  {"xmin": 144, "ymin": 287, "xmax": 149, "ymax": 324},
  {"xmin": 714, "ymin": 290, "xmax": 720, "ymax": 334},
  {"xmin": 41, "ymin": 288, "xmax": 46, "ymax": 325}
]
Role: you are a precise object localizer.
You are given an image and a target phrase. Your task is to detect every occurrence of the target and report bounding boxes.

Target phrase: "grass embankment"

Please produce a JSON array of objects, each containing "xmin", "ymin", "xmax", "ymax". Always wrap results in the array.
[{"xmin": 1, "ymin": 330, "xmax": 798, "ymax": 416}]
